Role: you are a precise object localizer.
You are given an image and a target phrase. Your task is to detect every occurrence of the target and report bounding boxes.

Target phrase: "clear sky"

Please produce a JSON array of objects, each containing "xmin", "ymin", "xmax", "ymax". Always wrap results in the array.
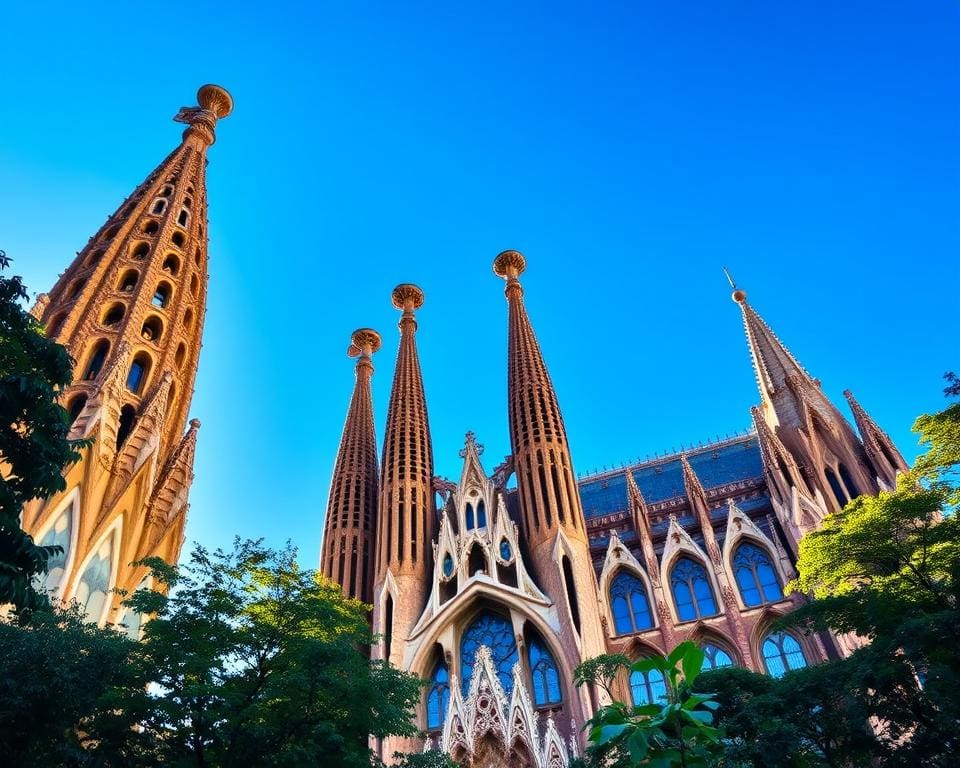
[{"xmin": 2, "ymin": 2, "xmax": 957, "ymax": 568}]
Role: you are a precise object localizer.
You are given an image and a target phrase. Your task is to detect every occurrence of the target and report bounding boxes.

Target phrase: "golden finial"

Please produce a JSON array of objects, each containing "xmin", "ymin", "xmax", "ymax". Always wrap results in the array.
[{"xmin": 723, "ymin": 266, "xmax": 747, "ymax": 304}]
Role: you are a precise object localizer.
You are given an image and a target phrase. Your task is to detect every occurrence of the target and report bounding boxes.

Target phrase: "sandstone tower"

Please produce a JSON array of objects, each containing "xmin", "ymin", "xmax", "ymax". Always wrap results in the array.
[{"xmin": 23, "ymin": 85, "xmax": 231, "ymax": 632}]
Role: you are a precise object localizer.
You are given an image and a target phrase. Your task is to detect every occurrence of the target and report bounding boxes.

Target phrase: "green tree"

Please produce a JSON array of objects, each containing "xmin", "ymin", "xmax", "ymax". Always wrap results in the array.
[
  {"xmin": 779, "ymin": 380, "xmax": 960, "ymax": 766},
  {"xmin": 0, "ymin": 603, "xmax": 143, "ymax": 767},
  {"xmin": 100, "ymin": 539, "xmax": 424, "ymax": 767},
  {"xmin": 699, "ymin": 660, "xmax": 880, "ymax": 768},
  {"xmin": 0, "ymin": 252, "xmax": 85, "ymax": 609},
  {"xmin": 575, "ymin": 642, "xmax": 723, "ymax": 768}
]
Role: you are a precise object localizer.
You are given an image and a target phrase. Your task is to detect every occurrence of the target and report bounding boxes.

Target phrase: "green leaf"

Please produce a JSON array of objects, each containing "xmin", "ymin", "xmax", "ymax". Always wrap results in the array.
[
  {"xmin": 681, "ymin": 643, "xmax": 705, "ymax": 684},
  {"xmin": 626, "ymin": 729, "xmax": 649, "ymax": 762},
  {"xmin": 593, "ymin": 722, "xmax": 630, "ymax": 746}
]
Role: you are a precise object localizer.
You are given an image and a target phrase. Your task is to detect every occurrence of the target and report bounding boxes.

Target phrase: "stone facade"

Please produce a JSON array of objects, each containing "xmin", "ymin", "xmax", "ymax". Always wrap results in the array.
[
  {"xmin": 22, "ymin": 86, "xmax": 231, "ymax": 632},
  {"xmin": 321, "ymin": 257, "xmax": 907, "ymax": 766}
]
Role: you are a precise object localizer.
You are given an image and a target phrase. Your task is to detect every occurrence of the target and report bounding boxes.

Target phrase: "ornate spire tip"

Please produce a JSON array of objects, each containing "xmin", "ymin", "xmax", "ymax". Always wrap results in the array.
[
  {"xmin": 723, "ymin": 266, "xmax": 747, "ymax": 303},
  {"xmin": 197, "ymin": 84, "xmax": 233, "ymax": 118},
  {"xmin": 348, "ymin": 327, "xmax": 382, "ymax": 357},
  {"xmin": 391, "ymin": 284, "xmax": 424, "ymax": 311},
  {"xmin": 493, "ymin": 249, "xmax": 526, "ymax": 280}
]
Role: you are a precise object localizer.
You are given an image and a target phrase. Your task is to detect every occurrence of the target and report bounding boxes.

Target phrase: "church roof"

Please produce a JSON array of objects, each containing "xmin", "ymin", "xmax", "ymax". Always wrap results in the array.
[{"xmin": 578, "ymin": 433, "xmax": 763, "ymax": 520}]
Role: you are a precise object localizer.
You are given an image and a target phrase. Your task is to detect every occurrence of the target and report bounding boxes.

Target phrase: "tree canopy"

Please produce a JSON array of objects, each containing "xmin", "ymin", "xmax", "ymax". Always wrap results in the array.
[
  {"xmin": 0, "ymin": 539, "xmax": 430, "ymax": 767},
  {"xmin": 0, "ymin": 252, "xmax": 85, "ymax": 609}
]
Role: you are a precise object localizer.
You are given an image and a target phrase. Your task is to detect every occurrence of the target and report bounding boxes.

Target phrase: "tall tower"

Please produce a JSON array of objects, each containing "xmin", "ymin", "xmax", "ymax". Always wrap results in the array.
[
  {"xmin": 730, "ymin": 282, "xmax": 879, "ymax": 513},
  {"xmin": 22, "ymin": 85, "xmax": 232, "ymax": 628},
  {"xmin": 494, "ymin": 250, "xmax": 606, "ymax": 671},
  {"xmin": 321, "ymin": 328, "xmax": 382, "ymax": 602},
  {"xmin": 374, "ymin": 284, "xmax": 435, "ymax": 665}
]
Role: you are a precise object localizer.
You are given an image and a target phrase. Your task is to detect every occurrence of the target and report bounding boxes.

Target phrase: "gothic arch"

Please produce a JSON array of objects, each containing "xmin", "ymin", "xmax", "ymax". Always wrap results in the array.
[
  {"xmin": 687, "ymin": 625, "xmax": 742, "ymax": 669},
  {"xmin": 69, "ymin": 515, "xmax": 123, "ymax": 627},
  {"xmin": 33, "ymin": 487, "xmax": 81, "ymax": 601},
  {"xmin": 721, "ymin": 507, "xmax": 790, "ymax": 610},
  {"xmin": 408, "ymin": 590, "xmax": 575, "ymax": 710},
  {"xmin": 597, "ymin": 532, "xmax": 659, "ymax": 636},
  {"xmin": 659, "ymin": 518, "xmax": 724, "ymax": 624},
  {"xmin": 748, "ymin": 608, "xmax": 817, "ymax": 676}
]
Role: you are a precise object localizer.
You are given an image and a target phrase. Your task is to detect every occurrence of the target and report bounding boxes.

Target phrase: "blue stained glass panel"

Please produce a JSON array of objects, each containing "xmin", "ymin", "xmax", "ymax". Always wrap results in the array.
[
  {"xmin": 609, "ymin": 571, "xmax": 653, "ymax": 633},
  {"xmin": 460, "ymin": 612, "xmax": 518, "ymax": 696},
  {"xmin": 426, "ymin": 661, "xmax": 450, "ymax": 730},
  {"xmin": 733, "ymin": 543, "xmax": 782, "ymax": 606},
  {"xmin": 671, "ymin": 558, "xmax": 717, "ymax": 620},
  {"xmin": 528, "ymin": 638, "xmax": 561, "ymax": 706}
]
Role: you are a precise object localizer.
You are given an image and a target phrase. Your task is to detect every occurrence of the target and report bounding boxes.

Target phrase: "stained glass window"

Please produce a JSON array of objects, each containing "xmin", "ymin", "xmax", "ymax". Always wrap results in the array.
[
  {"xmin": 499, "ymin": 539, "xmax": 512, "ymax": 561},
  {"xmin": 630, "ymin": 667, "xmax": 667, "ymax": 706},
  {"xmin": 426, "ymin": 659, "xmax": 450, "ymax": 730},
  {"xmin": 442, "ymin": 553, "xmax": 454, "ymax": 577},
  {"xmin": 36, "ymin": 501, "xmax": 73, "ymax": 596},
  {"xmin": 528, "ymin": 638, "xmax": 561, "ymax": 706},
  {"xmin": 733, "ymin": 543, "xmax": 782, "ymax": 606},
  {"xmin": 670, "ymin": 557, "xmax": 717, "ymax": 621},
  {"xmin": 476, "ymin": 500, "xmax": 487, "ymax": 528},
  {"xmin": 460, "ymin": 612, "xmax": 518, "ymax": 696},
  {"xmin": 76, "ymin": 534, "xmax": 114, "ymax": 623},
  {"xmin": 701, "ymin": 643, "xmax": 734, "ymax": 671},
  {"xmin": 762, "ymin": 632, "xmax": 807, "ymax": 678},
  {"xmin": 609, "ymin": 571, "xmax": 654, "ymax": 634}
]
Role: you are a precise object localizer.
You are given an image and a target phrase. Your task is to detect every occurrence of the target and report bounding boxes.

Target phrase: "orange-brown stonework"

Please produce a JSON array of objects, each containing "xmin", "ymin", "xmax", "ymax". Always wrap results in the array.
[
  {"xmin": 23, "ymin": 85, "xmax": 231, "ymax": 631},
  {"xmin": 321, "ymin": 253, "xmax": 907, "ymax": 767}
]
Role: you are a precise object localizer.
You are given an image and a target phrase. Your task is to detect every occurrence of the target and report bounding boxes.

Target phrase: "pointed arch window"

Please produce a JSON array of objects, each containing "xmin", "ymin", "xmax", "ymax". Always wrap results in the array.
[
  {"xmin": 152, "ymin": 199, "xmax": 166, "ymax": 215},
  {"xmin": 465, "ymin": 503, "xmax": 475, "ymax": 531},
  {"xmin": 528, "ymin": 637, "xmax": 561, "ymax": 707},
  {"xmin": 476, "ymin": 500, "xmax": 487, "ymax": 528},
  {"xmin": 609, "ymin": 571, "xmax": 654, "ymax": 634},
  {"xmin": 824, "ymin": 467, "xmax": 848, "ymax": 507},
  {"xmin": 762, "ymin": 631, "xmax": 808, "ymax": 678},
  {"xmin": 700, "ymin": 643, "xmax": 734, "ymax": 671},
  {"xmin": 426, "ymin": 658, "xmax": 450, "ymax": 731},
  {"xmin": 733, "ymin": 543, "xmax": 782, "ymax": 607},
  {"xmin": 670, "ymin": 557, "xmax": 717, "ymax": 621},
  {"xmin": 36, "ymin": 501, "xmax": 74, "ymax": 596},
  {"xmin": 76, "ymin": 533, "xmax": 114, "ymax": 624},
  {"xmin": 460, "ymin": 612, "xmax": 518, "ymax": 696},
  {"xmin": 630, "ymin": 667, "xmax": 667, "ymax": 706},
  {"xmin": 838, "ymin": 464, "xmax": 860, "ymax": 501}
]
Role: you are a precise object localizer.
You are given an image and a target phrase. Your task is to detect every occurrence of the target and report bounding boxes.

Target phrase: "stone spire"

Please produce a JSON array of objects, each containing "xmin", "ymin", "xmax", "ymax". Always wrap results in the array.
[
  {"xmin": 844, "ymin": 390, "xmax": 909, "ymax": 488},
  {"xmin": 321, "ymin": 329, "xmax": 382, "ymax": 602},
  {"xmin": 22, "ymin": 86, "xmax": 231, "ymax": 626},
  {"xmin": 375, "ymin": 284, "xmax": 435, "ymax": 659},
  {"xmin": 494, "ymin": 249, "xmax": 606, "ymax": 661},
  {"xmin": 494, "ymin": 250, "xmax": 586, "ymax": 547},
  {"xmin": 729, "ymin": 279, "xmax": 879, "ymax": 510}
]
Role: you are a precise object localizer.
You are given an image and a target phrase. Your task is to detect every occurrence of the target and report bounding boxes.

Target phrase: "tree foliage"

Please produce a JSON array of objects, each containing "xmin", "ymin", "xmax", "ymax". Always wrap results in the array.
[
  {"xmin": 0, "ymin": 539, "xmax": 430, "ymax": 767},
  {"xmin": 774, "ymin": 378, "xmax": 960, "ymax": 766},
  {"xmin": 575, "ymin": 642, "xmax": 723, "ymax": 768},
  {"xmin": 0, "ymin": 252, "xmax": 85, "ymax": 609}
]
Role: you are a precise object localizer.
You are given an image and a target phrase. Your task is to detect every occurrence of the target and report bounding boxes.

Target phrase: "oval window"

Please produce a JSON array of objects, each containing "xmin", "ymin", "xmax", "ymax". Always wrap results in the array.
[
  {"xmin": 442, "ymin": 554, "xmax": 454, "ymax": 578},
  {"xmin": 499, "ymin": 539, "xmax": 512, "ymax": 561}
]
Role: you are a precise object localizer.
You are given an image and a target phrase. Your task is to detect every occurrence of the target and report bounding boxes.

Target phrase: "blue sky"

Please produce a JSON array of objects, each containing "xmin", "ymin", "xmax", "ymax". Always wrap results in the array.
[{"xmin": 2, "ymin": 2, "xmax": 957, "ymax": 567}]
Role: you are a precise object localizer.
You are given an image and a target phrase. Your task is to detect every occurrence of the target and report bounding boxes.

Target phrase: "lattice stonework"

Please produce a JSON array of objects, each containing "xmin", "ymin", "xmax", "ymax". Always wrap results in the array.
[
  {"xmin": 22, "ymin": 85, "xmax": 231, "ymax": 627},
  {"xmin": 320, "ymin": 329, "xmax": 382, "ymax": 602}
]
